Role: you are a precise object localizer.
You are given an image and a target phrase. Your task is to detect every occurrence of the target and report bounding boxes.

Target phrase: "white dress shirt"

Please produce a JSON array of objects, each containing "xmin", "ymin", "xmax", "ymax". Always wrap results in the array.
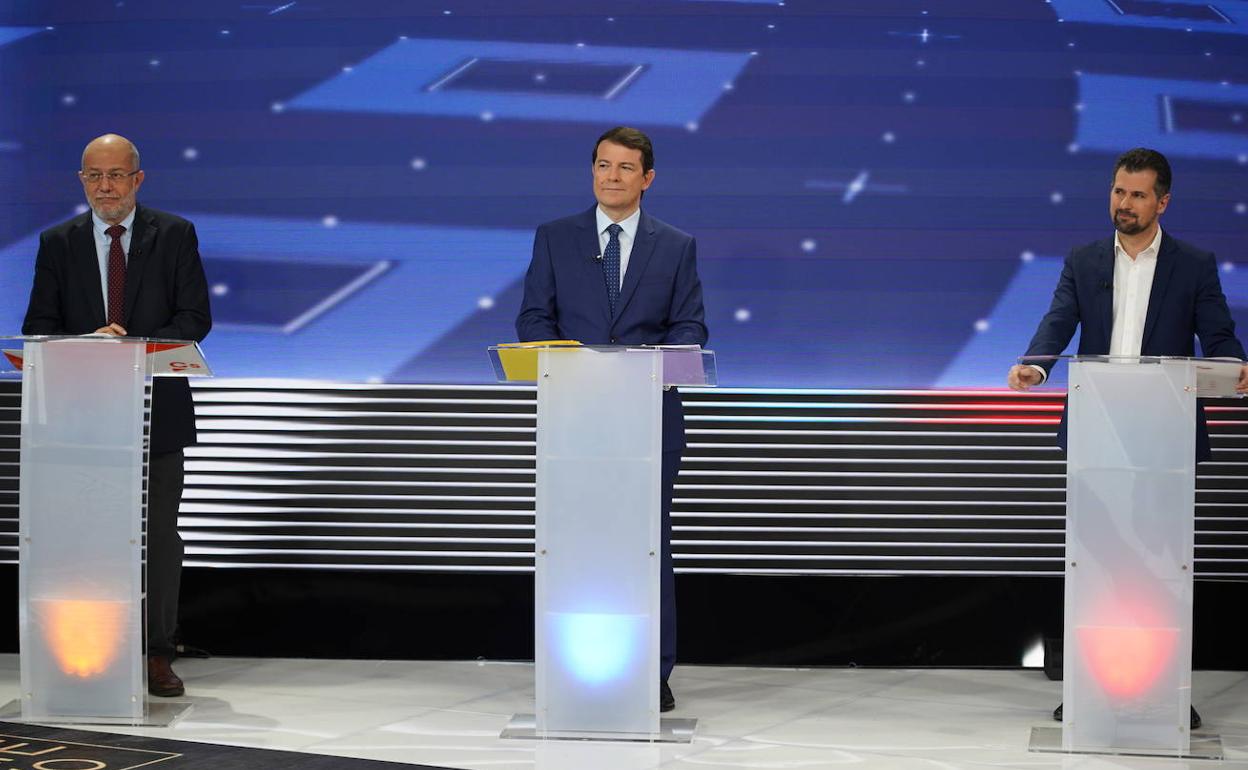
[
  {"xmin": 1030, "ymin": 226, "xmax": 1163, "ymax": 383},
  {"xmin": 92, "ymin": 207, "xmax": 136, "ymax": 320},
  {"xmin": 1108, "ymin": 226, "xmax": 1162, "ymax": 357},
  {"xmin": 595, "ymin": 206, "xmax": 641, "ymax": 290}
]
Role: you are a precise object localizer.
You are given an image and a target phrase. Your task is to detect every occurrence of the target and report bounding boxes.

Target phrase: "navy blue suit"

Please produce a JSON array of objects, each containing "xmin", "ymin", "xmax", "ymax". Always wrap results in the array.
[
  {"xmin": 517, "ymin": 205, "xmax": 708, "ymax": 681},
  {"xmin": 1023, "ymin": 232, "xmax": 1245, "ymax": 462}
]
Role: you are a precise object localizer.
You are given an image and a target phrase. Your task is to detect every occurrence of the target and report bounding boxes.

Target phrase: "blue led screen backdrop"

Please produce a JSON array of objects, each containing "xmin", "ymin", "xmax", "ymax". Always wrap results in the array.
[{"xmin": 1, "ymin": 1, "xmax": 1246, "ymax": 387}]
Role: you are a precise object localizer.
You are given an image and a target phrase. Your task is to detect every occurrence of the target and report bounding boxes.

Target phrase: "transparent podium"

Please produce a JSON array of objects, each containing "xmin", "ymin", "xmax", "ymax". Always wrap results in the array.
[
  {"xmin": 0, "ymin": 335, "xmax": 211, "ymax": 726},
  {"xmin": 488, "ymin": 343, "xmax": 715, "ymax": 742},
  {"xmin": 1027, "ymin": 355, "xmax": 1241, "ymax": 760}
]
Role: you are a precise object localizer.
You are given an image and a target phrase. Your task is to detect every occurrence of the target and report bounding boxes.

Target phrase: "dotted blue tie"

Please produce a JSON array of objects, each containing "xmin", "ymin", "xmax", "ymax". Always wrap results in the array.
[{"xmin": 603, "ymin": 223, "xmax": 622, "ymax": 317}]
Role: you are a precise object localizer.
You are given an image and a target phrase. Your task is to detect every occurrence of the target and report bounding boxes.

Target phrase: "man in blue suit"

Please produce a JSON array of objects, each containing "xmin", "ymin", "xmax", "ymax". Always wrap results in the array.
[
  {"xmin": 516, "ymin": 126, "xmax": 708, "ymax": 712},
  {"xmin": 1008, "ymin": 147, "xmax": 1248, "ymax": 728},
  {"xmin": 1008, "ymin": 148, "xmax": 1248, "ymax": 451}
]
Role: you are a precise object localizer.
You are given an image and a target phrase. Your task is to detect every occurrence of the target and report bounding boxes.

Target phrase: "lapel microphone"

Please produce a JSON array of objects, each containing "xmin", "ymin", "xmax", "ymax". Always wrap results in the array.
[{"xmin": 593, "ymin": 254, "xmax": 603, "ymax": 262}]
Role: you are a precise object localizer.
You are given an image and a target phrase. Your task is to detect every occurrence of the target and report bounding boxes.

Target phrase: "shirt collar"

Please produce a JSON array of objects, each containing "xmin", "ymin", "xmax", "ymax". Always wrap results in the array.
[
  {"xmin": 1114, "ymin": 225, "xmax": 1162, "ymax": 262},
  {"xmin": 92, "ymin": 207, "xmax": 137, "ymax": 238},
  {"xmin": 596, "ymin": 206, "xmax": 641, "ymax": 242}
]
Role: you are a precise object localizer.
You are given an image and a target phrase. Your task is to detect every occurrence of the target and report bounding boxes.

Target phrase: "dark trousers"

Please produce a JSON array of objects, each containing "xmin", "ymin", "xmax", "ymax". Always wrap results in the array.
[
  {"xmin": 660, "ymin": 448, "xmax": 680, "ymax": 682},
  {"xmin": 146, "ymin": 449, "xmax": 185, "ymax": 659}
]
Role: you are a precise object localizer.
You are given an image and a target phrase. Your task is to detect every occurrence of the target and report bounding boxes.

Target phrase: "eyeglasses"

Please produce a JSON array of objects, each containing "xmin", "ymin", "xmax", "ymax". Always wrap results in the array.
[{"xmin": 80, "ymin": 170, "xmax": 140, "ymax": 185}]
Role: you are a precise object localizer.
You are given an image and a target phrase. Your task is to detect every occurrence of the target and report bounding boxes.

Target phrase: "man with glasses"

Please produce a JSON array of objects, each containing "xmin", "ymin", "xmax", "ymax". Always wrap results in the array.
[{"xmin": 22, "ymin": 133, "xmax": 212, "ymax": 697}]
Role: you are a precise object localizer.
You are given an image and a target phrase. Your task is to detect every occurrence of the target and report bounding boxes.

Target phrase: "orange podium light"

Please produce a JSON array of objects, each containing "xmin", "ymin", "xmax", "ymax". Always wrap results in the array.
[
  {"xmin": 32, "ymin": 599, "xmax": 128, "ymax": 678},
  {"xmin": 1076, "ymin": 625, "xmax": 1179, "ymax": 699}
]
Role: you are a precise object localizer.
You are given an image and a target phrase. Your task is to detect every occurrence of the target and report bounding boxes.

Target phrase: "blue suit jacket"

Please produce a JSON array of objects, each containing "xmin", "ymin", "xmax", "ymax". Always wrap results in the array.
[
  {"xmin": 516, "ymin": 206, "xmax": 708, "ymax": 451},
  {"xmin": 1023, "ymin": 232, "xmax": 1245, "ymax": 461}
]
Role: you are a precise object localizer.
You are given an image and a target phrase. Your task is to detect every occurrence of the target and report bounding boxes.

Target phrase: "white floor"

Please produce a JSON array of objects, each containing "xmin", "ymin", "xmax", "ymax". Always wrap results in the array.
[{"xmin": 2, "ymin": 656, "xmax": 1247, "ymax": 769}]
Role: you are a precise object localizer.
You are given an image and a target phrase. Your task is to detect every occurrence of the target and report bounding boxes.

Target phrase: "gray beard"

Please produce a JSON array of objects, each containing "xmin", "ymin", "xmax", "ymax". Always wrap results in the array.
[{"xmin": 91, "ymin": 202, "xmax": 131, "ymax": 224}]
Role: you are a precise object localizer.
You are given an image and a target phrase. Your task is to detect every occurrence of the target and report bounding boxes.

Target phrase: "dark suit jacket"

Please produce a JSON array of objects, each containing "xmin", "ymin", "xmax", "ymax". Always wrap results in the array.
[
  {"xmin": 1023, "ymin": 232, "xmax": 1245, "ymax": 461},
  {"xmin": 516, "ymin": 206, "xmax": 708, "ymax": 451},
  {"xmin": 22, "ymin": 205, "xmax": 212, "ymax": 453}
]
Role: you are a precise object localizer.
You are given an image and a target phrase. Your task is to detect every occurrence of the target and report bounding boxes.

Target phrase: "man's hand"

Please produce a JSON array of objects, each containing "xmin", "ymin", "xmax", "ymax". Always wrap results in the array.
[
  {"xmin": 1238, "ymin": 363, "xmax": 1248, "ymax": 395},
  {"xmin": 91, "ymin": 323, "xmax": 127, "ymax": 336},
  {"xmin": 1007, "ymin": 364, "xmax": 1043, "ymax": 392}
]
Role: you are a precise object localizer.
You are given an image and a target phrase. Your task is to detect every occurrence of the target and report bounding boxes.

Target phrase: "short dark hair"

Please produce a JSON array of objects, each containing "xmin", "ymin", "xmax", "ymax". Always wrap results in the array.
[
  {"xmin": 592, "ymin": 126, "xmax": 654, "ymax": 173},
  {"xmin": 1114, "ymin": 147, "xmax": 1171, "ymax": 198}
]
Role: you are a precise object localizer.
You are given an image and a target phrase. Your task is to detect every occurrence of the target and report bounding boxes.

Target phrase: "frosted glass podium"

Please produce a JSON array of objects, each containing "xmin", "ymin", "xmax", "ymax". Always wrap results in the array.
[
  {"xmin": 489, "ymin": 343, "xmax": 715, "ymax": 742},
  {"xmin": 1027, "ymin": 355, "xmax": 1242, "ymax": 760},
  {"xmin": 0, "ymin": 335, "xmax": 211, "ymax": 726}
]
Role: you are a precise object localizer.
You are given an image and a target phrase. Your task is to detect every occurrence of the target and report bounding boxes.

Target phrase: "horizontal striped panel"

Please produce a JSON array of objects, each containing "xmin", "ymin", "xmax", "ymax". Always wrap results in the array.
[{"xmin": 0, "ymin": 380, "xmax": 1245, "ymax": 575}]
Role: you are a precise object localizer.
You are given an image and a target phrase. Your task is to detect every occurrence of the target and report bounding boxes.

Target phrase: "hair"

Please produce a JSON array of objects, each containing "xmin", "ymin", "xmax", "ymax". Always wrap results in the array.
[
  {"xmin": 592, "ymin": 126, "xmax": 654, "ymax": 173},
  {"xmin": 1114, "ymin": 147, "xmax": 1171, "ymax": 198},
  {"xmin": 81, "ymin": 134, "xmax": 141, "ymax": 171}
]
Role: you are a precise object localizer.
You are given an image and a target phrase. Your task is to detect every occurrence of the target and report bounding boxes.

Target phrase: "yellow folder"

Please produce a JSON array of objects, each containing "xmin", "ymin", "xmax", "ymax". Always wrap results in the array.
[{"xmin": 494, "ymin": 340, "xmax": 582, "ymax": 381}]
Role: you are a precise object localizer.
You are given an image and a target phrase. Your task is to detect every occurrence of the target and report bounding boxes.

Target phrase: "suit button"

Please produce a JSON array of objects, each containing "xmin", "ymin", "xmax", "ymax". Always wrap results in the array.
[{"xmin": 610, "ymin": 337, "xmax": 617, "ymax": 343}]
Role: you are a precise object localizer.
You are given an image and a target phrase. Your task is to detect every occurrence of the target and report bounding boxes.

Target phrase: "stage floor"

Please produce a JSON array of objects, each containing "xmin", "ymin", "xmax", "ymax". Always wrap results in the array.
[{"xmin": 2, "ymin": 656, "xmax": 1247, "ymax": 769}]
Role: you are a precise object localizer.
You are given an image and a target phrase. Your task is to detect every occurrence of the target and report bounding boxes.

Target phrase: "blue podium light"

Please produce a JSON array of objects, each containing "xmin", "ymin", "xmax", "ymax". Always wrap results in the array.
[{"xmin": 552, "ymin": 612, "xmax": 645, "ymax": 686}]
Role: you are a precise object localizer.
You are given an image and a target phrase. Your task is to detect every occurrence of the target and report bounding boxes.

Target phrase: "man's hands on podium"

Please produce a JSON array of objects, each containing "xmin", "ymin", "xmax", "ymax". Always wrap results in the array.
[
  {"xmin": 1009, "ymin": 362, "xmax": 1248, "ymax": 394},
  {"xmin": 90, "ymin": 323, "xmax": 127, "ymax": 336},
  {"xmin": 1007, "ymin": 364, "xmax": 1044, "ymax": 392}
]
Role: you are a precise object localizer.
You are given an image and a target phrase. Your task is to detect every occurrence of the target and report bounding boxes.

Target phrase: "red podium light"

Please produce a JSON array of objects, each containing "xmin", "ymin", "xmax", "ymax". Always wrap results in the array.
[{"xmin": 1076, "ymin": 625, "xmax": 1179, "ymax": 699}]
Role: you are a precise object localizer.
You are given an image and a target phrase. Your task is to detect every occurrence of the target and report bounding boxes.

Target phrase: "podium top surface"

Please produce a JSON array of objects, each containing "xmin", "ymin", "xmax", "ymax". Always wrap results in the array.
[
  {"xmin": 488, "ymin": 343, "xmax": 716, "ymax": 386},
  {"xmin": 1019, "ymin": 354, "xmax": 1243, "ymax": 398},
  {"xmin": 1021, "ymin": 354, "xmax": 1244, "ymax": 364},
  {"xmin": 1, "ymin": 336, "xmax": 212, "ymax": 377}
]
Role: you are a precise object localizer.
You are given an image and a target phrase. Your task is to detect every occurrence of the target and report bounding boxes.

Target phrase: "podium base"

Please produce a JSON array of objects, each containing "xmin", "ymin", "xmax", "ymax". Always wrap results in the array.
[
  {"xmin": 0, "ymin": 699, "xmax": 193, "ymax": 727},
  {"xmin": 500, "ymin": 713, "xmax": 696, "ymax": 743},
  {"xmin": 1028, "ymin": 726, "xmax": 1222, "ymax": 760}
]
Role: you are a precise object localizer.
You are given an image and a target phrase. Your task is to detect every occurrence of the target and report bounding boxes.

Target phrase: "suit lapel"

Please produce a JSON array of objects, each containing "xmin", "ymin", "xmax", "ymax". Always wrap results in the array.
[
  {"xmin": 124, "ymin": 205, "xmax": 157, "ymax": 328},
  {"xmin": 615, "ymin": 211, "xmax": 656, "ymax": 320},
  {"xmin": 1141, "ymin": 232, "xmax": 1177, "ymax": 352},
  {"xmin": 69, "ymin": 214, "xmax": 106, "ymax": 326},
  {"xmin": 1096, "ymin": 238, "xmax": 1114, "ymax": 344}
]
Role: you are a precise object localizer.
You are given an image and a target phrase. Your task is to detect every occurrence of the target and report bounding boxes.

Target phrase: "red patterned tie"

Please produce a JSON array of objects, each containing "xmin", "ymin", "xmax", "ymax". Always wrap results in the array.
[{"xmin": 105, "ymin": 224, "xmax": 126, "ymax": 326}]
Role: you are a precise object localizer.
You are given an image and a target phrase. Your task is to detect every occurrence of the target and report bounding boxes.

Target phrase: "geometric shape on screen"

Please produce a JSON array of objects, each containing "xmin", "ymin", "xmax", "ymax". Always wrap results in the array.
[
  {"xmin": 171, "ymin": 213, "xmax": 530, "ymax": 381},
  {"xmin": 1116, "ymin": 0, "xmax": 1229, "ymax": 21},
  {"xmin": 0, "ymin": 26, "xmax": 40, "ymax": 48},
  {"xmin": 1172, "ymin": 99, "xmax": 1248, "ymax": 136},
  {"xmin": 1049, "ymin": 0, "xmax": 1248, "ymax": 34},
  {"xmin": 1076, "ymin": 73, "xmax": 1248, "ymax": 160},
  {"xmin": 440, "ymin": 59, "xmax": 642, "ymax": 98},
  {"xmin": 287, "ymin": 38, "xmax": 750, "ymax": 127},
  {"xmin": 206, "ymin": 258, "xmax": 389, "ymax": 334}
]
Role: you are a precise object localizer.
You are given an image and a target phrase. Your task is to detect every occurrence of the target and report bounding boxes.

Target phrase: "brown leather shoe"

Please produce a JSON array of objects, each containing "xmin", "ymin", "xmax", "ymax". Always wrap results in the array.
[{"xmin": 148, "ymin": 656, "xmax": 185, "ymax": 697}]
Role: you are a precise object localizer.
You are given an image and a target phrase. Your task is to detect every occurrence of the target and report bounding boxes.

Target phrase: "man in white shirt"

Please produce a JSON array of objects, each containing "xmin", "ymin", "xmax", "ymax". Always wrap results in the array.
[
  {"xmin": 1006, "ymin": 147, "xmax": 1248, "ymax": 728},
  {"xmin": 1008, "ymin": 147, "xmax": 1247, "ymax": 447}
]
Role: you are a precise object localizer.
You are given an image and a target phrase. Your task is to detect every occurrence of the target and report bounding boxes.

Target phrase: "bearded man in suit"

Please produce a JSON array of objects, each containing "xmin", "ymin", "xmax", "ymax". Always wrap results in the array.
[{"xmin": 1008, "ymin": 147, "xmax": 1248, "ymax": 729}]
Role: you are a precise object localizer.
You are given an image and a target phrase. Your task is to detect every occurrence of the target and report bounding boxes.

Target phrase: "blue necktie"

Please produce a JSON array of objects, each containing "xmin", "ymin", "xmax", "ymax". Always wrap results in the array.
[{"xmin": 603, "ymin": 223, "xmax": 622, "ymax": 317}]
